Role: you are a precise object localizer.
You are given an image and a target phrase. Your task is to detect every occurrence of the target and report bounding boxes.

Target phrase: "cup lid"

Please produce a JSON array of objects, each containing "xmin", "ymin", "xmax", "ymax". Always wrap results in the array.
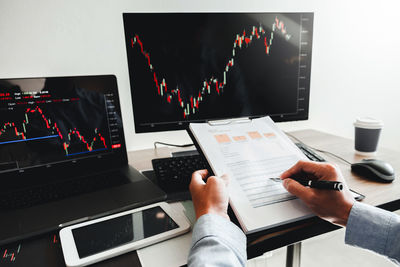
[{"xmin": 354, "ymin": 117, "xmax": 383, "ymax": 129}]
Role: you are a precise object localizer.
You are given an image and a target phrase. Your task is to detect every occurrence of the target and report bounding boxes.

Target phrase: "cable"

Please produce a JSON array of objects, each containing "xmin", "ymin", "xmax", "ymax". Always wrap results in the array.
[
  {"xmin": 154, "ymin": 141, "xmax": 194, "ymax": 149},
  {"xmin": 285, "ymin": 132, "xmax": 352, "ymax": 165}
]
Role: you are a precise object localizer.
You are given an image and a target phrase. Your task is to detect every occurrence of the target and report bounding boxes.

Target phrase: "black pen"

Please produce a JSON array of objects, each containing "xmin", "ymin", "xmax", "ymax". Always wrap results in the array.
[{"xmin": 270, "ymin": 178, "xmax": 343, "ymax": 191}]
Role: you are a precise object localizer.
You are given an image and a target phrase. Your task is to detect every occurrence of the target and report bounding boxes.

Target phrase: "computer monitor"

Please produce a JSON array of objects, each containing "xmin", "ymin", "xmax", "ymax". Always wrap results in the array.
[{"xmin": 123, "ymin": 13, "xmax": 313, "ymax": 133}]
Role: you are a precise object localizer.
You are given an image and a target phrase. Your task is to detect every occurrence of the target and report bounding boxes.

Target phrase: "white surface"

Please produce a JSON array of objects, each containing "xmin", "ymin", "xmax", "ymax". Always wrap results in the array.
[
  {"xmin": 0, "ymin": 0, "xmax": 399, "ymax": 152},
  {"xmin": 190, "ymin": 117, "xmax": 312, "ymax": 233}
]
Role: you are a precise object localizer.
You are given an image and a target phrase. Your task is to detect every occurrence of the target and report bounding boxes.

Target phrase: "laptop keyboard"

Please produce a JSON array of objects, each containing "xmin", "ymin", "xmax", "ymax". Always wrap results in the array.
[
  {"xmin": 0, "ymin": 172, "xmax": 129, "ymax": 210},
  {"xmin": 1, "ymin": 143, "xmax": 326, "ymax": 209},
  {"xmin": 152, "ymin": 143, "xmax": 325, "ymax": 198}
]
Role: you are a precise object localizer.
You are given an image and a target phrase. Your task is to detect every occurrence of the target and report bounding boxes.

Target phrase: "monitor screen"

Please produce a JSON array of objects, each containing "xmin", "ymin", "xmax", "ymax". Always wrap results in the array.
[
  {"xmin": 0, "ymin": 75, "xmax": 126, "ymax": 176},
  {"xmin": 123, "ymin": 13, "xmax": 313, "ymax": 133}
]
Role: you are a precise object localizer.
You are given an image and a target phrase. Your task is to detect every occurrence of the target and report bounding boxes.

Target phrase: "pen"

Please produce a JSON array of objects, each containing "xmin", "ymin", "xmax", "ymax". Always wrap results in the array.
[{"xmin": 270, "ymin": 178, "xmax": 343, "ymax": 191}]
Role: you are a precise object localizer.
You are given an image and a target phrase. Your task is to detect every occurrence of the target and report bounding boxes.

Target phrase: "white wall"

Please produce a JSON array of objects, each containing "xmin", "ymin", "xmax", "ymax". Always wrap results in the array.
[{"xmin": 0, "ymin": 0, "xmax": 399, "ymax": 152}]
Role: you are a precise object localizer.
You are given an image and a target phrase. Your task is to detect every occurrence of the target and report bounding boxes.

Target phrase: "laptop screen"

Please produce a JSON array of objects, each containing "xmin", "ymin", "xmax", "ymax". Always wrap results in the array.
[{"xmin": 0, "ymin": 75, "xmax": 126, "ymax": 176}]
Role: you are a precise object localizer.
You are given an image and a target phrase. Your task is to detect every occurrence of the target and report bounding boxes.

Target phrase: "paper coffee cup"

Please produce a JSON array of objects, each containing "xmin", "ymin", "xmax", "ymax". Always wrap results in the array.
[{"xmin": 354, "ymin": 117, "xmax": 383, "ymax": 155}]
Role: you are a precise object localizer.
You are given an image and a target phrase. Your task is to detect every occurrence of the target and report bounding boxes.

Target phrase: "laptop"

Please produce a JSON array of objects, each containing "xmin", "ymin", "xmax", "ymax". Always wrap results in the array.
[{"xmin": 0, "ymin": 75, "xmax": 166, "ymax": 245}]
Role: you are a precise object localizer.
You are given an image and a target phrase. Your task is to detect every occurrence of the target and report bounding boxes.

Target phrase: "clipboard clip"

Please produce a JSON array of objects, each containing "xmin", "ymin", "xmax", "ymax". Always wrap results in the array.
[{"xmin": 207, "ymin": 117, "xmax": 252, "ymax": 126}]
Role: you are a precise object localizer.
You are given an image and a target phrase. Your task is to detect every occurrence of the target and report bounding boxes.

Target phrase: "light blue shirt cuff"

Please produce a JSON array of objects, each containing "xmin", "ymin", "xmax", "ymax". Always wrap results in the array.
[
  {"xmin": 189, "ymin": 214, "xmax": 247, "ymax": 267},
  {"xmin": 345, "ymin": 201, "xmax": 400, "ymax": 264}
]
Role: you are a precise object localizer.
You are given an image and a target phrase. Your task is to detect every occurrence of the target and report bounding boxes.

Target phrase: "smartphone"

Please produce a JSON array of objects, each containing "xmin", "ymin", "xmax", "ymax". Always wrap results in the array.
[{"xmin": 59, "ymin": 202, "xmax": 190, "ymax": 267}]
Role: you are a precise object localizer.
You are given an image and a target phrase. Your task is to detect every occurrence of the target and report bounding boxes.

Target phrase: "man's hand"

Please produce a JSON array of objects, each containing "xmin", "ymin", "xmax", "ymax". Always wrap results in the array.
[
  {"xmin": 281, "ymin": 160, "xmax": 355, "ymax": 226},
  {"xmin": 189, "ymin": 169, "xmax": 230, "ymax": 221}
]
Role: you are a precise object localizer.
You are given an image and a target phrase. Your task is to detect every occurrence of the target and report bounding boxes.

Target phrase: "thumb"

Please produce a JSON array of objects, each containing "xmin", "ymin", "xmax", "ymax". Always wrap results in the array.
[
  {"xmin": 219, "ymin": 174, "xmax": 230, "ymax": 186},
  {"xmin": 189, "ymin": 170, "xmax": 208, "ymax": 193},
  {"xmin": 282, "ymin": 178, "xmax": 311, "ymax": 201}
]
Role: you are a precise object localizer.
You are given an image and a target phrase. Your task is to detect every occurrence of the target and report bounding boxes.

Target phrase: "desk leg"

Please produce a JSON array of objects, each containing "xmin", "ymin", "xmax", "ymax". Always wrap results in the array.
[{"xmin": 286, "ymin": 242, "xmax": 302, "ymax": 267}]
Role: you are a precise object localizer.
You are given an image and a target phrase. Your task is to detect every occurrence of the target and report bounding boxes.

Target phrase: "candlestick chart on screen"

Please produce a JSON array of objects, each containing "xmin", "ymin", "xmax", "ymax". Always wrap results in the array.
[
  {"xmin": 123, "ymin": 13, "xmax": 313, "ymax": 131},
  {"xmin": 0, "ymin": 84, "xmax": 113, "ymax": 171}
]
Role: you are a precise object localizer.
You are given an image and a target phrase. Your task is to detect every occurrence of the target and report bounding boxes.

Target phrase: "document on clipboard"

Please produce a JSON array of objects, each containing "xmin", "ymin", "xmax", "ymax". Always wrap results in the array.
[{"xmin": 188, "ymin": 116, "xmax": 313, "ymax": 234}]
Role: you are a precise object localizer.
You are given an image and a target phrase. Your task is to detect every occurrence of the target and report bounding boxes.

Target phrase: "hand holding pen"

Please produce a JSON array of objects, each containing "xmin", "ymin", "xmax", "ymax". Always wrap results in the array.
[
  {"xmin": 270, "ymin": 178, "xmax": 343, "ymax": 191},
  {"xmin": 280, "ymin": 160, "xmax": 355, "ymax": 226}
]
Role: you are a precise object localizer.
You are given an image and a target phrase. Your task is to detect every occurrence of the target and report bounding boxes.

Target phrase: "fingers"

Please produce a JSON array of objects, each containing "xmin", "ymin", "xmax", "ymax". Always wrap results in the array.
[
  {"xmin": 189, "ymin": 169, "xmax": 209, "ymax": 192},
  {"xmin": 191, "ymin": 169, "xmax": 209, "ymax": 183},
  {"xmin": 280, "ymin": 160, "xmax": 317, "ymax": 178},
  {"xmin": 190, "ymin": 170, "xmax": 230, "ymax": 193},
  {"xmin": 219, "ymin": 174, "xmax": 230, "ymax": 186},
  {"xmin": 282, "ymin": 178, "xmax": 312, "ymax": 201},
  {"xmin": 206, "ymin": 174, "xmax": 229, "ymax": 187},
  {"xmin": 280, "ymin": 160, "xmax": 336, "ymax": 180}
]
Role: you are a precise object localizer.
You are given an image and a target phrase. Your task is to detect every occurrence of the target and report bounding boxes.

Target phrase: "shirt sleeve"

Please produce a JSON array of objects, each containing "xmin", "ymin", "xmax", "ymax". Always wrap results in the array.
[
  {"xmin": 345, "ymin": 201, "xmax": 400, "ymax": 265},
  {"xmin": 188, "ymin": 213, "xmax": 247, "ymax": 267}
]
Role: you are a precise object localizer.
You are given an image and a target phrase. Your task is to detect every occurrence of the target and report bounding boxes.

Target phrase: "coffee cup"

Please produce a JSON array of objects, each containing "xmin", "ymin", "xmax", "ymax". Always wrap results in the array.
[{"xmin": 354, "ymin": 117, "xmax": 383, "ymax": 155}]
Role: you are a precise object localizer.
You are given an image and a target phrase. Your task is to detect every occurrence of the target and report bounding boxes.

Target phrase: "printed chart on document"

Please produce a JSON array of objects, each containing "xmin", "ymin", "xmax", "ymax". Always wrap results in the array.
[{"xmin": 210, "ymin": 121, "xmax": 303, "ymax": 208}]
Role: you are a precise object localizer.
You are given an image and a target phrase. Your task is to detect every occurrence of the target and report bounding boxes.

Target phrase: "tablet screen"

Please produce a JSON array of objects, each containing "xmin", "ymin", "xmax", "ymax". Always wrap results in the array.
[{"xmin": 72, "ymin": 206, "xmax": 178, "ymax": 258}]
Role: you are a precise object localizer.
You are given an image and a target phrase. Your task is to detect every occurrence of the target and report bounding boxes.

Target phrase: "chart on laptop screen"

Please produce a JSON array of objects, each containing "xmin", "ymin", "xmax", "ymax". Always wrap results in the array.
[{"xmin": 0, "ymin": 76, "xmax": 123, "ymax": 172}]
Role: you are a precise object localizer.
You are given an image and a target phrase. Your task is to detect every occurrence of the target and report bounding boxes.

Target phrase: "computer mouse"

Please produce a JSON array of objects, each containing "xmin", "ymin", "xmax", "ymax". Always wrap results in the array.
[{"xmin": 351, "ymin": 159, "xmax": 395, "ymax": 183}]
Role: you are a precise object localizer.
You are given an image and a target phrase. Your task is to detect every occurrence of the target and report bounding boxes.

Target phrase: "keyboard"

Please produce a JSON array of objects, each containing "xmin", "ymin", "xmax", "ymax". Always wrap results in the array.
[
  {"xmin": 152, "ymin": 144, "xmax": 325, "ymax": 199},
  {"xmin": 0, "ymin": 172, "xmax": 129, "ymax": 210},
  {"xmin": 295, "ymin": 142, "xmax": 326, "ymax": 162},
  {"xmin": 152, "ymin": 155, "xmax": 209, "ymax": 195}
]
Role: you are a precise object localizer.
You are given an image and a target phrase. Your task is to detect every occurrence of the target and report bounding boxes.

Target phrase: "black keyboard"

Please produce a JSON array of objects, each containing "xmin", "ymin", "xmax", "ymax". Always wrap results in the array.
[
  {"xmin": 152, "ymin": 155, "xmax": 209, "ymax": 195},
  {"xmin": 0, "ymin": 172, "xmax": 129, "ymax": 210},
  {"xmin": 295, "ymin": 142, "xmax": 326, "ymax": 162},
  {"xmin": 152, "ymin": 144, "xmax": 325, "ymax": 198}
]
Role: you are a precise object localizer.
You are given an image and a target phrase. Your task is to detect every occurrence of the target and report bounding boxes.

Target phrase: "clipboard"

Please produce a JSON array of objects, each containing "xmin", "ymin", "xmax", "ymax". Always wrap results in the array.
[
  {"xmin": 186, "ymin": 117, "xmax": 253, "ymax": 175},
  {"xmin": 187, "ymin": 116, "xmax": 313, "ymax": 234}
]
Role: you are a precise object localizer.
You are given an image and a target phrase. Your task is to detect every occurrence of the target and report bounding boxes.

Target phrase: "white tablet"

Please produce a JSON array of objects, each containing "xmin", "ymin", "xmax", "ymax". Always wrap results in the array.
[{"xmin": 59, "ymin": 202, "xmax": 190, "ymax": 267}]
